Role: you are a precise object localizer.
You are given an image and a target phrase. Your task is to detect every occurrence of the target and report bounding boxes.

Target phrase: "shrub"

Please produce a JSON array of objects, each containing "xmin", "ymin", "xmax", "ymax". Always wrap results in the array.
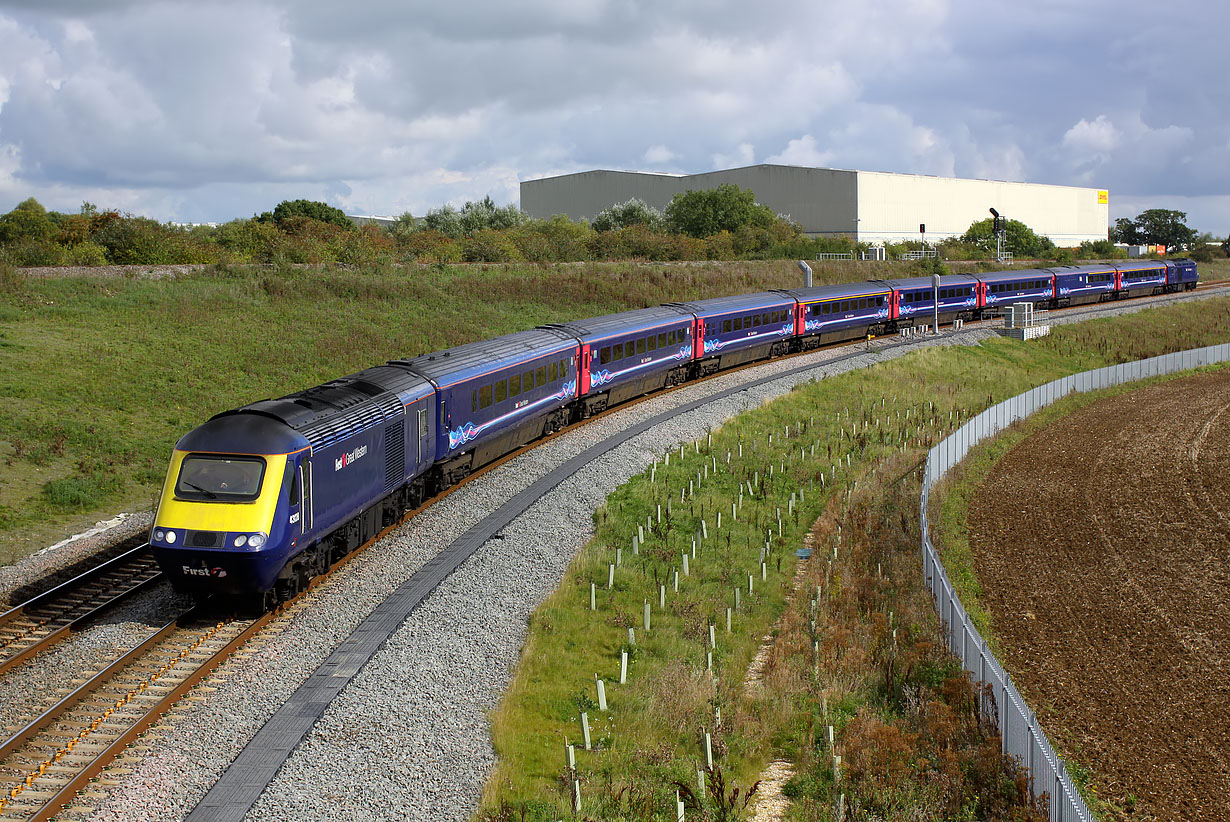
[
  {"xmin": 0, "ymin": 198, "xmax": 58, "ymax": 245},
  {"xmin": 400, "ymin": 229, "xmax": 462, "ymax": 263},
  {"xmin": 3, "ymin": 237, "xmax": 65, "ymax": 266},
  {"xmin": 1077, "ymin": 238, "xmax": 1122, "ymax": 259},
  {"xmin": 592, "ymin": 198, "xmax": 662, "ymax": 232},
  {"xmin": 1187, "ymin": 243, "xmax": 1215, "ymax": 263},
  {"xmin": 663, "ymin": 184, "xmax": 778, "ymax": 238},
  {"xmin": 258, "ymin": 199, "xmax": 353, "ymax": 230},
  {"xmin": 529, "ymin": 215, "xmax": 594, "ymax": 261},
  {"xmin": 461, "ymin": 228, "xmax": 525, "ymax": 263},
  {"xmin": 43, "ymin": 475, "xmax": 106, "ymax": 509},
  {"xmin": 63, "ymin": 241, "xmax": 109, "ymax": 266}
]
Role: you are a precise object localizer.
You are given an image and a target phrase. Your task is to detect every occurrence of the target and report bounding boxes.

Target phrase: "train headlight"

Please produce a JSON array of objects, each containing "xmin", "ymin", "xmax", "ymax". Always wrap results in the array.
[
  {"xmin": 247, "ymin": 532, "xmax": 267, "ymax": 549},
  {"xmin": 154, "ymin": 529, "xmax": 165, "ymax": 542},
  {"xmin": 165, "ymin": 530, "xmax": 177, "ymax": 544},
  {"xmin": 233, "ymin": 534, "xmax": 248, "ymax": 548}
]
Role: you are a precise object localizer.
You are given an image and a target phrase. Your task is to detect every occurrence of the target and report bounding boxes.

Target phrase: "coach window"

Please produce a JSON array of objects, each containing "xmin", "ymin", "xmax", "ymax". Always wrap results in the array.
[
  {"xmin": 472, "ymin": 389, "xmax": 478, "ymax": 412},
  {"xmin": 549, "ymin": 362, "xmax": 558, "ymax": 381},
  {"xmin": 495, "ymin": 379, "xmax": 507, "ymax": 404},
  {"xmin": 637, "ymin": 338, "xmax": 646, "ymax": 355},
  {"xmin": 600, "ymin": 347, "xmax": 611, "ymax": 365},
  {"xmin": 523, "ymin": 371, "xmax": 534, "ymax": 392},
  {"xmin": 510, "ymin": 374, "xmax": 521, "ymax": 397},
  {"xmin": 657, "ymin": 332, "xmax": 666, "ymax": 348},
  {"xmin": 613, "ymin": 342, "xmax": 624, "ymax": 360},
  {"xmin": 560, "ymin": 359, "xmax": 568, "ymax": 377},
  {"xmin": 480, "ymin": 385, "xmax": 492, "ymax": 409},
  {"xmin": 536, "ymin": 366, "xmax": 547, "ymax": 387},
  {"xmin": 647, "ymin": 334, "xmax": 657, "ymax": 352}
]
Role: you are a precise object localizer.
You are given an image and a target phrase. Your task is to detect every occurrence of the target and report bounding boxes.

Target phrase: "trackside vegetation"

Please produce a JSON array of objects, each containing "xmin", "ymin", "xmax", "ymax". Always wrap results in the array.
[{"xmin": 478, "ymin": 297, "xmax": 1230, "ymax": 821}]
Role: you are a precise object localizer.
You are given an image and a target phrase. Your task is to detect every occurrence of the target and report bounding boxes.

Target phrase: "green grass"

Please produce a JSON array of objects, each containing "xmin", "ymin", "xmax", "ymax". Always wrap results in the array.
[{"xmin": 480, "ymin": 296, "xmax": 1230, "ymax": 821}]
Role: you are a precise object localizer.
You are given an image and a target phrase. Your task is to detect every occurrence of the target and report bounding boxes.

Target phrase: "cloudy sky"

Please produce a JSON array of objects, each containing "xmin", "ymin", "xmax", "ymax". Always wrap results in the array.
[{"xmin": 0, "ymin": 0, "xmax": 1225, "ymax": 233}]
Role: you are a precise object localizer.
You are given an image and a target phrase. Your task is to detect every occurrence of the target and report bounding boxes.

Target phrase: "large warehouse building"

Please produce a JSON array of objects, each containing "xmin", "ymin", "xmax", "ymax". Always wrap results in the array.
[{"xmin": 520, "ymin": 164, "xmax": 1109, "ymax": 245}]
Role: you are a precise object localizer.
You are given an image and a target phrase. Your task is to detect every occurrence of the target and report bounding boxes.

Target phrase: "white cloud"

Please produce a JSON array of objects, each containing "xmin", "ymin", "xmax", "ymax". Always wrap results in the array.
[
  {"xmin": 643, "ymin": 145, "xmax": 677, "ymax": 165},
  {"xmin": 766, "ymin": 135, "xmax": 831, "ymax": 168},
  {"xmin": 1063, "ymin": 115, "xmax": 1121, "ymax": 155},
  {"xmin": 712, "ymin": 142, "xmax": 755, "ymax": 170}
]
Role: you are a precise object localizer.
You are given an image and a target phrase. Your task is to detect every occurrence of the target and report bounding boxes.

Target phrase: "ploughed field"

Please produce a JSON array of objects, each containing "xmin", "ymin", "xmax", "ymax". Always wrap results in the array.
[{"xmin": 968, "ymin": 369, "xmax": 1230, "ymax": 822}]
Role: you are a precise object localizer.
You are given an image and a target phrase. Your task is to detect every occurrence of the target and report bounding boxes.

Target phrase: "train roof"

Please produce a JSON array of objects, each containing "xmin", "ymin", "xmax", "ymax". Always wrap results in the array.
[
  {"xmin": 667, "ymin": 291, "xmax": 796, "ymax": 316},
  {"xmin": 1046, "ymin": 264, "xmax": 1117, "ymax": 275},
  {"xmin": 877, "ymin": 274, "xmax": 980, "ymax": 289},
  {"xmin": 972, "ymin": 268, "xmax": 1055, "ymax": 284},
  {"xmin": 208, "ymin": 364, "xmax": 434, "ymax": 452},
  {"xmin": 776, "ymin": 282, "xmax": 892, "ymax": 301},
  {"xmin": 178, "ymin": 411, "xmax": 309, "ymax": 456},
  {"xmin": 1115, "ymin": 260, "xmax": 1168, "ymax": 270},
  {"xmin": 393, "ymin": 327, "xmax": 577, "ymax": 388},
  {"xmin": 544, "ymin": 305, "xmax": 692, "ymax": 342}
]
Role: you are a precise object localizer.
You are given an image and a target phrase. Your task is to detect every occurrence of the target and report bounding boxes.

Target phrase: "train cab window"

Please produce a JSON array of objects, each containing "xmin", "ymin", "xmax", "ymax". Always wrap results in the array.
[
  {"xmin": 288, "ymin": 466, "xmax": 301, "ymax": 505},
  {"xmin": 647, "ymin": 334, "xmax": 657, "ymax": 352},
  {"xmin": 176, "ymin": 456, "xmax": 267, "ymax": 503},
  {"xmin": 480, "ymin": 385, "xmax": 492, "ymax": 409},
  {"xmin": 613, "ymin": 343, "xmax": 624, "ymax": 360},
  {"xmin": 600, "ymin": 347, "xmax": 611, "ymax": 365},
  {"xmin": 494, "ymin": 380, "xmax": 507, "ymax": 404},
  {"xmin": 536, "ymin": 366, "xmax": 547, "ymax": 386},
  {"xmin": 637, "ymin": 338, "xmax": 646, "ymax": 355},
  {"xmin": 657, "ymin": 332, "xmax": 667, "ymax": 348},
  {"xmin": 509, "ymin": 375, "xmax": 521, "ymax": 397}
]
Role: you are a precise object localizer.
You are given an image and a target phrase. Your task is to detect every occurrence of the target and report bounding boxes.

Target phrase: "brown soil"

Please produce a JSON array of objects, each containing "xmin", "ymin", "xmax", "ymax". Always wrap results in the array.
[{"xmin": 968, "ymin": 369, "xmax": 1230, "ymax": 822}]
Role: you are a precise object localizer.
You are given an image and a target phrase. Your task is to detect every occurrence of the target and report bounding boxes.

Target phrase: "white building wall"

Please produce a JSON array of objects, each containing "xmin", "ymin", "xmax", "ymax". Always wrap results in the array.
[{"xmin": 855, "ymin": 172, "xmax": 1108, "ymax": 245}]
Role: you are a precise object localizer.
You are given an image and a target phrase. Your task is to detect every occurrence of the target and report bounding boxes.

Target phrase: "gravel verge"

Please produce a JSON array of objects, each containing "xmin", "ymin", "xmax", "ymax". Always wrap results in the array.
[{"xmin": 3, "ymin": 286, "xmax": 1220, "ymax": 822}]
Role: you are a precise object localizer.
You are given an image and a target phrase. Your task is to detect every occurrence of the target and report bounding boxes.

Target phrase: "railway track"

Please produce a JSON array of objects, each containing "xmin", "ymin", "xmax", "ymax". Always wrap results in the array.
[
  {"xmin": 0, "ymin": 547, "xmax": 164, "ymax": 678},
  {"xmin": 0, "ymin": 604, "xmax": 272, "ymax": 822}
]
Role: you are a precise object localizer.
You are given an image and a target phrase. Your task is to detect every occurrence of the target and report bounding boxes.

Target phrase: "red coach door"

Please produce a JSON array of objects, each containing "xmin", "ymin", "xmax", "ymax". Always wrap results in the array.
[{"xmin": 579, "ymin": 344, "xmax": 591, "ymax": 394}]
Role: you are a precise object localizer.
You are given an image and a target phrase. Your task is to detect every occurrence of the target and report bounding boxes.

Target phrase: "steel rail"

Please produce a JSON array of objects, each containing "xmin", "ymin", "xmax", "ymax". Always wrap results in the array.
[{"xmin": 0, "ymin": 546, "xmax": 163, "ymax": 677}]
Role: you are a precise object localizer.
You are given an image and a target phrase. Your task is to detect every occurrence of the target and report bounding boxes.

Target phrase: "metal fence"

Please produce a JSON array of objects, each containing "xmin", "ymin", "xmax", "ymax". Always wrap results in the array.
[{"xmin": 919, "ymin": 343, "xmax": 1230, "ymax": 822}]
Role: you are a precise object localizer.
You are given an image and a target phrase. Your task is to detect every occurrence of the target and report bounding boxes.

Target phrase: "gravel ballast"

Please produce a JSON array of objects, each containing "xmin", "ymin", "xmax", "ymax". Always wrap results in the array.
[{"xmin": 2, "ymin": 288, "xmax": 1219, "ymax": 822}]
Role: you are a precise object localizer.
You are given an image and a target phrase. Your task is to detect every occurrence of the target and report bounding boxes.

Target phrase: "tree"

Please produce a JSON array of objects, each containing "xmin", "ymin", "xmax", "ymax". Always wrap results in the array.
[
  {"xmin": 960, "ymin": 218, "xmax": 1055, "ymax": 258},
  {"xmin": 592, "ymin": 198, "xmax": 662, "ymax": 232},
  {"xmin": 1110, "ymin": 217, "xmax": 1142, "ymax": 245},
  {"xmin": 663, "ymin": 184, "xmax": 778, "ymax": 238},
  {"xmin": 258, "ymin": 199, "xmax": 353, "ymax": 230},
  {"xmin": 0, "ymin": 198, "xmax": 58, "ymax": 245},
  {"xmin": 1132, "ymin": 208, "xmax": 1196, "ymax": 251}
]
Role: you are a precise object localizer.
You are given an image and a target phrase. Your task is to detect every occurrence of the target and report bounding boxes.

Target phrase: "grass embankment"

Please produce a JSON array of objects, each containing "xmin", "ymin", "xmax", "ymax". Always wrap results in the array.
[{"xmin": 480, "ymin": 297, "xmax": 1230, "ymax": 821}]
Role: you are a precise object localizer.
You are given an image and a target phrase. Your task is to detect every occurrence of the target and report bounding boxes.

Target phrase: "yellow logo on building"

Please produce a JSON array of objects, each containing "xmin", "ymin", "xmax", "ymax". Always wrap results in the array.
[{"xmin": 1097, "ymin": 190, "xmax": 1109, "ymax": 204}]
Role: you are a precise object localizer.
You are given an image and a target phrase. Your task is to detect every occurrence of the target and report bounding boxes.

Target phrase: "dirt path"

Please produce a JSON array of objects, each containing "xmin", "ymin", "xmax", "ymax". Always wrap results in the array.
[{"xmin": 968, "ymin": 369, "xmax": 1230, "ymax": 822}]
